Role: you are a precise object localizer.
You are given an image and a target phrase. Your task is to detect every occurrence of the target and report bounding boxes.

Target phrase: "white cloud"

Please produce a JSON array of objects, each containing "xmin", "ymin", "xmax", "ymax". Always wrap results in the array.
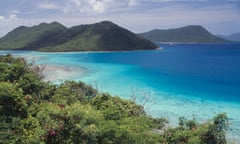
[
  {"xmin": 0, "ymin": 14, "xmax": 21, "ymax": 36},
  {"xmin": 0, "ymin": 0, "xmax": 239, "ymax": 36},
  {"xmin": 90, "ymin": 0, "xmax": 106, "ymax": 13},
  {"xmin": 0, "ymin": 14, "xmax": 18, "ymax": 22},
  {"xmin": 67, "ymin": 0, "xmax": 112, "ymax": 13},
  {"xmin": 0, "ymin": 16, "xmax": 5, "ymax": 21},
  {"xmin": 128, "ymin": 0, "xmax": 137, "ymax": 7},
  {"xmin": 9, "ymin": 14, "xmax": 18, "ymax": 20}
]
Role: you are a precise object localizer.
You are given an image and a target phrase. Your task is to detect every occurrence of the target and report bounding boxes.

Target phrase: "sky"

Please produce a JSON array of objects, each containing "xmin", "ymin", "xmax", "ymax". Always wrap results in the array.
[{"xmin": 0, "ymin": 0, "xmax": 239, "ymax": 37}]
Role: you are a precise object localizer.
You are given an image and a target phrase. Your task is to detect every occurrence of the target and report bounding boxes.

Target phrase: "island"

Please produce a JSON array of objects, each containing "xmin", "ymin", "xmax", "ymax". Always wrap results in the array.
[
  {"xmin": 219, "ymin": 32, "xmax": 240, "ymax": 42},
  {"xmin": 139, "ymin": 25, "xmax": 228, "ymax": 43},
  {"xmin": 0, "ymin": 21, "xmax": 157, "ymax": 52}
]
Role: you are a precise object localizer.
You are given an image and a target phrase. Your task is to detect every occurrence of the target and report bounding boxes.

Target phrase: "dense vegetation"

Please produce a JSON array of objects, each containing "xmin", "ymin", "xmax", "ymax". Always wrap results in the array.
[
  {"xmin": 0, "ymin": 21, "xmax": 157, "ymax": 52},
  {"xmin": 139, "ymin": 25, "xmax": 227, "ymax": 43},
  {"xmin": 0, "ymin": 54, "xmax": 229, "ymax": 144}
]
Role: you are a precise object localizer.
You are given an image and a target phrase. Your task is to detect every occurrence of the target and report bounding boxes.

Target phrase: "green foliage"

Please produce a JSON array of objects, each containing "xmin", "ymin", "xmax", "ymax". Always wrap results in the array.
[
  {"xmin": 0, "ymin": 22, "xmax": 67, "ymax": 50},
  {"xmin": 179, "ymin": 116, "xmax": 198, "ymax": 130},
  {"xmin": 17, "ymin": 73, "xmax": 43, "ymax": 95},
  {"xmin": 201, "ymin": 113, "xmax": 229, "ymax": 144},
  {"xmin": 0, "ymin": 55, "xmax": 230, "ymax": 144},
  {"xmin": 14, "ymin": 116, "xmax": 44, "ymax": 144},
  {"xmin": 0, "ymin": 21, "xmax": 157, "ymax": 51},
  {"xmin": 46, "ymin": 80, "xmax": 97, "ymax": 105},
  {"xmin": 140, "ymin": 25, "xmax": 228, "ymax": 43},
  {"xmin": 91, "ymin": 93, "xmax": 145, "ymax": 120},
  {"xmin": 0, "ymin": 54, "xmax": 29, "ymax": 82},
  {"xmin": 0, "ymin": 117, "xmax": 17, "ymax": 143},
  {"xmin": 0, "ymin": 82, "xmax": 27, "ymax": 118},
  {"xmin": 164, "ymin": 114, "xmax": 229, "ymax": 144}
]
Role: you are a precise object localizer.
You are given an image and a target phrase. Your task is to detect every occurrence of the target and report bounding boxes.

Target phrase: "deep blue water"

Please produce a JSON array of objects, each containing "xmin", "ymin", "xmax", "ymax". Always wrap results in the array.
[
  {"xmin": 65, "ymin": 43, "xmax": 240, "ymax": 102},
  {"xmin": 1, "ymin": 43, "xmax": 240, "ymax": 139},
  {"xmin": 1, "ymin": 43, "xmax": 240, "ymax": 102}
]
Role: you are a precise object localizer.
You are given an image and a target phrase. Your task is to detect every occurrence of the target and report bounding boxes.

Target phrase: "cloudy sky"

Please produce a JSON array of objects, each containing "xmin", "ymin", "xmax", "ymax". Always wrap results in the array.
[{"xmin": 0, "ymin": 0, "xmax": 239, "ymax": 37}]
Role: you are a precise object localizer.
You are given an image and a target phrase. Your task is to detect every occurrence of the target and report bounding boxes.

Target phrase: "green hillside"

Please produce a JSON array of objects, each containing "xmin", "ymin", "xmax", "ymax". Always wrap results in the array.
[
  {"xmin": 0, "ymin": 54, "xmax": 229, "ymax": 143},
  {"xmin": 0, "ymin": 22, "xmax": 68, "ymax": 50},
  {"xmin": 139, "ymin": 25, "xmax": 227, "ymax": 43},
  {"xmin": 0, "ymin": 21, "xmax": 157, "ymax": 51}
]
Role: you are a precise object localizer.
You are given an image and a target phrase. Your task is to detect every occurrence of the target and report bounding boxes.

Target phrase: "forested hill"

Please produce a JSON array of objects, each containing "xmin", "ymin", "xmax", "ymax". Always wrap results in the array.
[
  {"xmin": 139, "ymin": 25, "xmax": 228, "ymax": 43},
  {"xmin": 0, "ymin": 21, "xmax": 157, "ymax": 52}
]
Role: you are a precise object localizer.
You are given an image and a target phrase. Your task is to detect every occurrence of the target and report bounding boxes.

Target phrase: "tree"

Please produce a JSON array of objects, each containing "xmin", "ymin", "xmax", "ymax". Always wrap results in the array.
[
  {"xmin": 0, "ymin": 82, "xmax": 27, "ymax": 118},
  {"xmin": 14, "ymin": 116, "xmax": 43, "ymax": 144},
  {"xmin": 202, "ymin": 113, "xmax": 229, "ymax": 144},
  {"xmin": 91, "ymin": 94, "xmax": 145, "ymax": 120}
]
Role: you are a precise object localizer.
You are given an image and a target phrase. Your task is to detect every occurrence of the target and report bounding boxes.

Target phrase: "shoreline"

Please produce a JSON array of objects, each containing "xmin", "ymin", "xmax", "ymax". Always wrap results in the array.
[
  {"xmin": 41, "ymin": 64, "xmax": 88, "ymax": 82},
  {"xmin": 1, "ymin": 47, "xmax": 239, "ymax": 142}
]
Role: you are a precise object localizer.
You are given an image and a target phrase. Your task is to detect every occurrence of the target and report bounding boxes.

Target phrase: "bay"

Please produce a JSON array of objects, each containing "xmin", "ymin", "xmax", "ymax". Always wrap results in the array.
[{"xmin": 1, "ymin": 43, "xmax": 240, "ymax": 141}]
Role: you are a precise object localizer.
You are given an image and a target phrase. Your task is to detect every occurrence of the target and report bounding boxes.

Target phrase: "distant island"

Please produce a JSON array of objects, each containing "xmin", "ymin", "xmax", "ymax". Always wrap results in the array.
[
  {"xmin": 0, "ymin": 21, "xmax": 157, "ymax": 52},
  {"xmin": 139, "ymin": 25, "xmax": 228, "ymax": 43},
  {"xmin": 218, "ymin": 32, "xmax": 240, "ymax": 42}
]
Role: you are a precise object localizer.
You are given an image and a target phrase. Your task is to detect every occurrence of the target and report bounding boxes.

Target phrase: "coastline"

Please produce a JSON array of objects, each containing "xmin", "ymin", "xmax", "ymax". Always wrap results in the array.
[
  {"xmin": 0, "ymin": 48, "xmax": 162, "ymax": 54},
  {"xmin": 1, "ymin": 44, "xmax": 240, "ymax": 142},
  {"xmin": 39, "ymin": 63, "xmax": 240, "ymax": 143}
]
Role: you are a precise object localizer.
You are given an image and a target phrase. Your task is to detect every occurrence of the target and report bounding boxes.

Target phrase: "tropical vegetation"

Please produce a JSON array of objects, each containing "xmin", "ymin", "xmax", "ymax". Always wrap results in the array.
[
  {"xmin": 139, "ymin": 25, "xmax": 227, "ymax": 43},
  {"xmin": 0, "ymin": 21, "xmax": 157, "ymax": 52},
  {"xmin": 0, "ymin": 54, "xmax": 229, "ymax": 144}
]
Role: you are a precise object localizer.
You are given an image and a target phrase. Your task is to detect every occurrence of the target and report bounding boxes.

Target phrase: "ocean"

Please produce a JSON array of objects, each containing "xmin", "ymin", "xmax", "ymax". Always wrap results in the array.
[{"xmin": 1, "ymin": 43, "xmax": 240, "ymax": 141}]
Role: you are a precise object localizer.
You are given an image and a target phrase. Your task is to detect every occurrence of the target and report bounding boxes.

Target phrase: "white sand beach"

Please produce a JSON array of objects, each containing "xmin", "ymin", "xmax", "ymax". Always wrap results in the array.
[{"xmin": 41, "ymin": 64, "xmax": 88, "ymax": 82}]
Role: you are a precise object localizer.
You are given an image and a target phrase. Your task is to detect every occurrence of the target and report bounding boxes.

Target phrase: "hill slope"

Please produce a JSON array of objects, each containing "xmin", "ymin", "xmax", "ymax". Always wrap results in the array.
[
  {"xmin": 0, "ymin": 21, "xmax": 157, "ymax": 51},
  {"xmin": 139, "ymin": 25, "xmax": 227, "ymax": 43},
  {"xmin": 0, "ymin": 22, "xmax": 68, "ymax": 50}
]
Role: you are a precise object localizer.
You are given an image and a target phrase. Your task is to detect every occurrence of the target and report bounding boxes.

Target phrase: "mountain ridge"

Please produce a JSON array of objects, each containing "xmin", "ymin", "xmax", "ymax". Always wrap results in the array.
[
  {"xmin": 139, "ymin": 25, "xmax": 228, "ymax": 43},
  {"xmin": 0, "ymin": 21, "xmax": 157, "ymax": 51}
]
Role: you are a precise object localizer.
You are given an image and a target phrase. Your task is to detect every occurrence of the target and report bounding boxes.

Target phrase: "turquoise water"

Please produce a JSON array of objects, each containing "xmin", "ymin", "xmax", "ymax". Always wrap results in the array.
[{"xmin": 1, "ymin": 43, "xmax": 240, "ymax": 140}]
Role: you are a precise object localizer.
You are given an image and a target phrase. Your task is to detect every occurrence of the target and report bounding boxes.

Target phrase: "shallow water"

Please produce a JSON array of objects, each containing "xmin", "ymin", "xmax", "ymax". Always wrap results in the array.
[{"xmin": 1, "ymin": 43, "xmax": 240, "ymax": 140}]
